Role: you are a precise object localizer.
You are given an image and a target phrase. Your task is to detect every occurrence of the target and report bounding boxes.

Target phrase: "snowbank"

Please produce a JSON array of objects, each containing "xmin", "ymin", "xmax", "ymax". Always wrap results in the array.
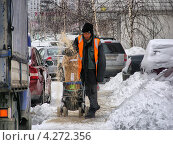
[
  {"xmin": 125, "ymin": 47, "xmax": 146, "ymax": 56},
  {"xmin": 31, "ymin": 103, "xmax": 56, "ymax": 125},
  {"xmin": 100, "ymin": 72, "xmax": 123, "ymax": 91},
  {"xmin": 141, "ymin": 39, "xmax": 173, "ymax": 72},
  {"xmin": 104, "ymin": 72, "xmax": 173, "ymax": 130}
]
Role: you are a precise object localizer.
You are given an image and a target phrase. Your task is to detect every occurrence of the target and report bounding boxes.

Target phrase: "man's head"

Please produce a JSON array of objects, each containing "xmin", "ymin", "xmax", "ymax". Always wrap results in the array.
[{"xmin": 82, "ymin": 23, "xmax": 93, "ymax": 41}]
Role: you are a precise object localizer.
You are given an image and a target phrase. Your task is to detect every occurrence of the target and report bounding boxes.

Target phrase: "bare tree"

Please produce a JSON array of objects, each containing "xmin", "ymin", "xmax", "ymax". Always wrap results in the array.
[
  {"xmin": 29, "ymin": 0, "xmax": 173, "ymax": 47},
  {"xmin": 92, "ymin": 0, "xmax": 100, "ymax": 36},
  {"xmin": 112, "ymin": 0, "xmax": 173, "ymax": 48}
]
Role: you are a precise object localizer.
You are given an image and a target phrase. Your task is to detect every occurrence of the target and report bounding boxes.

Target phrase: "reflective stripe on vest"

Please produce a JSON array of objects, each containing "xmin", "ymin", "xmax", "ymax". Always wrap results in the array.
[{"xmin": 77, "ymin": 35, "xmax": 100, "ymax": 78}]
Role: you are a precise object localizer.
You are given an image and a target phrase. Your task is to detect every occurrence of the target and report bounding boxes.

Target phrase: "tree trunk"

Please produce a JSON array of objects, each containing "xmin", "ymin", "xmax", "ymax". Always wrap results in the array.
[
  {"xmin": 91, "ymin": 0, "xmax": 100, "ymax": 37},
  {"xmin": 128, "ymin": 0, "xmax": 133, "ymax": 47}
]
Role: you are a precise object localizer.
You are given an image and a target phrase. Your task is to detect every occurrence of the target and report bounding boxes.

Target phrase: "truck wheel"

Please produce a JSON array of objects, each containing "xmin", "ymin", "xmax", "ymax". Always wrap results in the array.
[
  {"xmin": 19, "ymin": 113, "xmax": 32, "ymax": 130},
  {"xmin": 63, "ymin": 107, "xmax": 68, "ymax": 117}
]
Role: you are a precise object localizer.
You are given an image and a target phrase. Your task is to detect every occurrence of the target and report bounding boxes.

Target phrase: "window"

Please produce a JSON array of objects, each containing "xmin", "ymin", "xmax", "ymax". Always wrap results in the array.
[
  {"xmin": 47, "ymin": 48, "xmax": 59, "ymax": 56},
  {"xmin": 39, "ymin": 49, "xmax": 45, "ymax": 58},
  {"xmin": 102, "ymin": 43, "xmax": 125, "ymax": 54}
]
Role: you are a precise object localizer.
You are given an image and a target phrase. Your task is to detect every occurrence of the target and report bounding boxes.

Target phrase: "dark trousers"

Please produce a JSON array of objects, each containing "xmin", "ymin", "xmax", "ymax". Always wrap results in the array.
[{"xmin": 84, "ymin": 69, "xmax": 99, "ymax": 110}]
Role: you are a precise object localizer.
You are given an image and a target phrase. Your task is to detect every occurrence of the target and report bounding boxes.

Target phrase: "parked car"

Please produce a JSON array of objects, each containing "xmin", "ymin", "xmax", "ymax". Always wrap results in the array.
[
  {"xmin": 122, "ymin": 55, "xmax": 144, "ymax": 80},
  {"xmin": 100, "ymin": 38, "xmax": 127, "ymax": 78},
  {"xmin": 141, "ymin": 39, "xmax": 173, "ymax": 80},
  {"xmin": 38, "ymin": 46, "xmax": 65, "ymax": 81},
  {"xmin": 29, "ymin": 47, "xmax": 51, "ymax": 106}
]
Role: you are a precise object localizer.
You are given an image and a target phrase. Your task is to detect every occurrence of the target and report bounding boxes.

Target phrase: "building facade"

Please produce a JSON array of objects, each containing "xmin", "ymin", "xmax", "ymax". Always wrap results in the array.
[{"xmin": 28, "ymin": 0, "xmax": 41, "ymax": 20}]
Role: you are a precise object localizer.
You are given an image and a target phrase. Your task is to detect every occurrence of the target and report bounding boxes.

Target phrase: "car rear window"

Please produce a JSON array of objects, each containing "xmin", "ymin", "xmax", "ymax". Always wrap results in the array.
[
  {"xmin": 47, "ymin": 48, "xmax": 59, "ymax": 56},
  {"xmin": 47, "ymin": 48, "xmax": 65, "ymax": 56},
  {"xmin": 102, "ymin": 43, "xmax": 125, "ymax": 54}
]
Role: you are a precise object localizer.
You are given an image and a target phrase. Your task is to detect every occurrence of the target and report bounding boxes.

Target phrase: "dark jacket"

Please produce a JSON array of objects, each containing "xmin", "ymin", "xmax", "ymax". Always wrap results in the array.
[{"xmin": 73, "ymin": 35, "xmax": 106, "ymax": 84}]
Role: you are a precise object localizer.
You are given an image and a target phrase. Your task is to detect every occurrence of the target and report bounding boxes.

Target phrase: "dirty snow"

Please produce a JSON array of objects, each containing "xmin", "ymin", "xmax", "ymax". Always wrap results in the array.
[{"xmin": 31, "ymin": 71, "xmax": 173, "ymax": 130}]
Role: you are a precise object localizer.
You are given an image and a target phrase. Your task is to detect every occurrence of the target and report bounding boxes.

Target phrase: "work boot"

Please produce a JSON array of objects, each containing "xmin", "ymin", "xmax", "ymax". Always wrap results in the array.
[
  {"xmin": 95, "ymin": 105, "xmax": 100, "ymax": 111},
  {"xmin": 85, "ymin": 108, "xmax": 95, "ymax": 119}
]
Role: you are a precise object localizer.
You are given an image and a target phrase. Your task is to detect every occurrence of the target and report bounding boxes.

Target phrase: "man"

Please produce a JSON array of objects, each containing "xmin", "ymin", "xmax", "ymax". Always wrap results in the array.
[{"xmin": 73, "ymin": 23, "xmax": 106, "ymax": 118}]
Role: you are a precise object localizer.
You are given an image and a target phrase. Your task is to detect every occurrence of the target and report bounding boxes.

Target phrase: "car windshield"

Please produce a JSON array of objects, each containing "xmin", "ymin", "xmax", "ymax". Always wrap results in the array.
[
  {"xmin": 47, "ymin": 48, "xmax": 63, "ymax": 56},
  {"xmin": 102, "ymin": 43, "xmax": 125, "ymax": 54}
]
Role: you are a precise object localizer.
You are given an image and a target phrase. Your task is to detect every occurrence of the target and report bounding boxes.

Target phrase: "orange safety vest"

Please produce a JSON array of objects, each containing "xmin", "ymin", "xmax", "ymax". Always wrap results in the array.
[{"xmin": 77, "ymin": 35, "xmax": 100, "ymax": 79}]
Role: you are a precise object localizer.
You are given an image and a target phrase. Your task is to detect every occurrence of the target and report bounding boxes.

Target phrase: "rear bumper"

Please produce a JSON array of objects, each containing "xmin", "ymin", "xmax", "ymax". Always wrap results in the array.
[
  {"xmin": 29, "ymin": 80, "xmax": 42, "ymax": 100},
  {"xmin": 0, "ymin": 118, "xmax": 16, "ymax": 130},
  {"xmin": 105, "ymin": 66, "xmax": 124, "ymax": 77}
]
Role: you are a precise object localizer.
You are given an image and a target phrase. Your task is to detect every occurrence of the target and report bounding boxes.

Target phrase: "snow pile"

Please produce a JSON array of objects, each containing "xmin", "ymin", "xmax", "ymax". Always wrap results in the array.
[
  {"xmin": 31, "ymin": 82, "xmax": 63, "ymax": 126},
  {"xmin": 104, "ymin": 73, "xmax": 173, "ymax": 130},
  {"xmin": 141, "ymin": 39, "xmax": 173, "ymax": 72},
  {"xmin": 125, "ymin": 47, "xmax": 146, "ymax": 56},
  {"xmin": 102, "ymin": 72, "xmax": 147, "ymax": 107},
  {"xmin": 100, "ymin": 72, "xmax": 123, "ymax": 91},
  {"xmin": 31, "ymin": 103, "xmax": 56, "ymax": 125}
]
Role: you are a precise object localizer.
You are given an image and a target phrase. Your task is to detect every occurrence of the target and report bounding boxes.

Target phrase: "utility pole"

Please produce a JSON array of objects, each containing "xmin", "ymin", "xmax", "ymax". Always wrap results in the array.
[{"xmin": 91, "ymin": 0, "xmax": 100, "ymax": 37}]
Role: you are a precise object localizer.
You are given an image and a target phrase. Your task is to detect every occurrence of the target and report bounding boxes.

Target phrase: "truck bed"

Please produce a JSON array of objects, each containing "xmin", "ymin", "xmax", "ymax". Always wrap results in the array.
[{"xmin": 0, "ymin": 0, "xmax": 28, "ymax": 91}]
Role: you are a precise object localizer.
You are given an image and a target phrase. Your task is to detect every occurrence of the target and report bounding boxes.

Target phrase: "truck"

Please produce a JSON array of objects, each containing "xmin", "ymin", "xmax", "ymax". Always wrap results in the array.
[{"xmin": 0, "ymin": 0, "xmax": 31, "ymax": 129}]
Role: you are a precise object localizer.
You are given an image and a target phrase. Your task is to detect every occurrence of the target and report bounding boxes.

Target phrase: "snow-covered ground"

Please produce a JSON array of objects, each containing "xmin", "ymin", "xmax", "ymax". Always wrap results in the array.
[
  {"xmin": 31, "ymin": 39, "xmax": 173, "ymax": 130},
  {"xmin": 31, "ymin": 70, "xmax": 173, "ymax": 130}
]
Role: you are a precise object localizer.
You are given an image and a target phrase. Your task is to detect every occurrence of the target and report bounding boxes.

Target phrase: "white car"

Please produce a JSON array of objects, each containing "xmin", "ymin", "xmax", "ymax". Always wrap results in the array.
[
  {"xmin": 141, "ymin": 39, "xmax": 173, "ymax": 81},
  {"xmin": 100, "ymin": 38, "xmax": 127, "ymax": 78}
]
